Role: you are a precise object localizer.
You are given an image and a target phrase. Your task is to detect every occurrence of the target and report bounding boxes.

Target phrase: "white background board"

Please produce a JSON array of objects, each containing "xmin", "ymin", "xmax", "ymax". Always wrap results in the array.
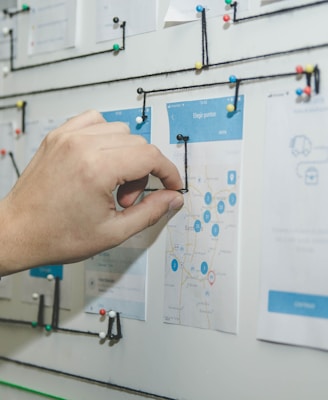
[{"xmin": 1, "ymin": 1, "xmax": 328, "ymax": 399}]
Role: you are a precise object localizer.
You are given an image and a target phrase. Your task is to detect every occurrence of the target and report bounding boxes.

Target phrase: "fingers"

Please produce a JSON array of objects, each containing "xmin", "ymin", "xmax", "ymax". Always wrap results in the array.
[
  {"xmin": 104, "ymin": 189, "xmax": 184, "ymax": 245},
  {"xmin": 107, "ymin": 144, "xmax": 183, "ymax": 191},
  {"xmin": 117, "ymin": 176, "xmax": 149, "ymax": 208},
  {"xmin": 57, "ymin": 110, "xmax": 106, "ymax": 132}
]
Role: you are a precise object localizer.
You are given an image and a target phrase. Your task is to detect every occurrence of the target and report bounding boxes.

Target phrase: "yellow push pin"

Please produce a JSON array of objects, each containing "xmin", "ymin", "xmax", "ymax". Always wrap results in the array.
[
  {"xmin": 226, "ymin": 103, "xmax": 235, "ymax": 113},
  {"xmin": 195, "ymin": 61, "xmax": 203, "ymax": 70},
  {"xmin": 304, "ymin": 64, "xmax": 314, "ymax": 74},
  {"xmin": 16, "ymin": 100, "xmax": 25, "ymax": 109}
]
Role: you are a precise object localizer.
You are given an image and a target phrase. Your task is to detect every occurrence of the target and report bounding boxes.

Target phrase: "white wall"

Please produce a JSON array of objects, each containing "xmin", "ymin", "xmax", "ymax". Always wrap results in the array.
[{"xmin": 1, "ymin": 1, "xmax": 328, "ymax": 399}]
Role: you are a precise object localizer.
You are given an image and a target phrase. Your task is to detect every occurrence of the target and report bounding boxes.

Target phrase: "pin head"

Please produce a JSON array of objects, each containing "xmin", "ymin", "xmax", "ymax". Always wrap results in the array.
[
  {"xmin": 0, "ymin": 149, "xmax": 6, "ymax": 156},
  {"xmin": 99, "ymin": 331, "xmax": 106, "ymax": 339},
  {"xmin": 108, "ymin": 310, "xmax": 116, "ymax": 318},
  {"xmin": 112, "ymin": 43, "xmax": 120, "ymax": 52},
  {"xmin": 223, "ymin": 14, "xmax": 230, "ymax": 22},
  {"xmin": 195, "ymin": 61, "xmax": 203, "ymax": 70},
  {"xmin": 305, "ymin": 64, "xmax": 314, "ymax": 74},
  {"xmin": 99, "ymin": 308, "xmax": 106, "ymax": 316},
  {"xmin": 295, "ymin": 88, "xmax": 303, "ymax": 96},
  {"xmin": 113, "ymin": 17, "xmax": 119, "ymax": 23},
  {"xmin": 226, "ymin": 104, "xmax": 235, "ymax": 113},
  {"xmin": 229, "ymin": 75, "xmax": 237, "ymax": 83},
  {"xmin": 136, "ymin": 116, "xmax": 144, "ymax": 124},
  {"xmin": 137, "ymin": 87, "xmax": 144, "ymax": 94},
  {"xmin": 303, "ymin": 86, "xmax": 311, "ymax": 96},
  {"xmin": 196, "ymin": 5, "xmax": 204, "ymax": 12},
  {"xmin": 295, "ymin": 65, "xmax": 303, "ymax": 74}
]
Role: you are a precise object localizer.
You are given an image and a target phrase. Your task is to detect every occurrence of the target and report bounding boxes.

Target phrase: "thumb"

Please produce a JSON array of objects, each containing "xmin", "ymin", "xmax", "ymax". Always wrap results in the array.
[{"xmin": 109, "ymin": 190, "xmax": 184, "ymax": 243}]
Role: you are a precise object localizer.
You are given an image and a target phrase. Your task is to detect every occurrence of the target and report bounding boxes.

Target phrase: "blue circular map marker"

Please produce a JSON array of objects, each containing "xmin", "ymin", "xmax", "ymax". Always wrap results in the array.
[
  {"xmin": 217, "ymin": 200, "xmax": 225, "ymax": 214},
  {"xmin": 212, "ymin": 223, "xmax": 220, "ymax": 237},
  {"xmin": 171, "ymin": 259, "xmax": 179, "ymax": 272},
  {"xmin": 204, "ymin": 192, "xmax": 212, "ymax": 205},
  {"xmin": 194, "ymin": 219, "xmax": 202, "ymax": 233},
  {"xmin": 229, "ymin": 193, "xmax": 237, "ymax": 206},
  {"xmin": 203, "ymin": 210, "xmax": 211, "ymax": 223},
  {"xmin": 201, "ymin": 261, "xmax": 208, "ymax": 275}
]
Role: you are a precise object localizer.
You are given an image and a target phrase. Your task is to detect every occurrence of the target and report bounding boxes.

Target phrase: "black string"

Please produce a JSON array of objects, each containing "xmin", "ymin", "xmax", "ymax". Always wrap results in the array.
[
  {"xmin": 233, "ymin": 79, "xmax": 241, "ymax": 110},
  {"xmin": 144, "ymin": 134, "xmax": 189, "ymax": 193},
  {"xmin": 6, "ymin": 20, "xmax": 126, "ymax": 72},
  {"xmin": 137, "ymin": 67, "xmax": 320, "ymax": 120},
  {"xmin": 230, "ymin": 0, "xmax": 328, "ymax": 23},
  {"xmin": 0, "ymin": 42, "xmax": 326, "ymax": 100},
  {"xmin": 0, "ymin": 356, "xmax": 177, "ymax": 400},
  {"xmin": 8, "ymin": 151, "xmax": 20, "ymax": 178},
  {"xmin": 37, "ymin": 294, "xmax": 45, "ymax": 327},
  {"xmin": 51, "ymin": 277, "xmax": 60, "ymax": 330},
  {"xmin": 201, "ymin": 8, "xmax": 209, "ymax": 67},
  {"xmin": 176, "ymin": 134, "xmax": 189, "ymax": 194},
  {"xmin": 2, "ymin": 6, "xmax": 30, "ymax": 18},
  {"xmin": 0, "ymin": 317, "xmax": 100, "ymax": 337}
]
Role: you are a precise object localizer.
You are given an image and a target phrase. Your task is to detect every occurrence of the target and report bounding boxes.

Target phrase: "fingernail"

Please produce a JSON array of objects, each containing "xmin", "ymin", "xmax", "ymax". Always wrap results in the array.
[{"xmin": 169, "ymin": 194, "xmax": 184, "ymax": 211}]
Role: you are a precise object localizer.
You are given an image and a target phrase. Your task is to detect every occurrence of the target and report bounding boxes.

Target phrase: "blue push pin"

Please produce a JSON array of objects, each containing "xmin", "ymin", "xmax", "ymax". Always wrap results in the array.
[
  {"xmin": 229, "ymin": 75, "xmax": 237, "ymax": 84},
  {"xmin": 196, "ymin": 5, "xmax": 204, "ymax": 12},
  {"xmin": 295, "ymin": 88, "xmax": 303, "ymax": 96}
]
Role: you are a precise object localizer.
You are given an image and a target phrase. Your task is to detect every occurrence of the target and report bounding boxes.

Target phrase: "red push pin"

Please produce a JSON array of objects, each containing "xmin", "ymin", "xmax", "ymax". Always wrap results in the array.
[
  {"xmin": 303, "ymin": 86, "xmax": 312, "ymax": 96},
  {"xmin": 223, "ymin": 14, "xmax": 230, "ymax": 22},
  {"xmin": 15, "ymin": 128, "xmax": 21, "ymax": 135},
  {"xmin": 295, "ymin": 65, "xmax": 303, "ymax": 74},
  {"xmin": 0, "ymin": 149, "xmax": 6, "ymax": 156},
  {"xmin": 99, "ymin": 308, "xmax": 106, "ymax": 316}
]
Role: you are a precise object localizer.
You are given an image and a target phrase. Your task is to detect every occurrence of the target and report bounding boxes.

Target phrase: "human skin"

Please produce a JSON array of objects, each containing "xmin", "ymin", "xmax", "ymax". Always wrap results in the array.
[{"xmin": 0, "ymin": 110, "xmax": 184, "ymax": 276}]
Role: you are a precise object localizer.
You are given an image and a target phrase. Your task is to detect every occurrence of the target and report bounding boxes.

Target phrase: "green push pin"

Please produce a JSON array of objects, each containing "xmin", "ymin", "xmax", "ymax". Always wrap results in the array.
[
  {"xmin": 225, "ymin": 0, "xmax": 233, "ymax": 4},
  {"xmin": 112, "ymin": 43, "xmax": 120, "ymax": 52},
  {"xmin": 45, "ymin": 324, "xmax": 52, "ymax": 332},
  {"xmin": 22, "ymin": 4, "xmax": 29, "ymax": 11},
  {"xmin": 31, "ymin": 321, "xmax": 38, "ymax": 328}
]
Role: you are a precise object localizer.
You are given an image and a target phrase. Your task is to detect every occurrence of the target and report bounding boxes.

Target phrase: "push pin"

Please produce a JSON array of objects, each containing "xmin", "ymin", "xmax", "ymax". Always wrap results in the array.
[
  {"xmin": 2, "ymin": 66, "xmax": 9, "ymax": 76},
  {"xmin": 196, "ymin": 5, "xmax": 204, "ymax": 12},
  {"xmin": 15, "ymin": 128, "xmax": 21, "ymax": 136},
  {"xmin": 0, "ymin": 149, "xmax": 6, "ymax": 156},
  {"xmin": 113, "ymin": 16, "xmax": 119, "ymax": 24},
  {"xmin": 223, "ymin": 0, "xmax": 237, "ymax": 23},
  {"xmin": 136, "ymin": 88, "xmax": 148, "ymax": 123},
  {"xmin": 47, "ymin": 274, "xmax": 54, "ymax": 281},
  {"xmin": 16, "ymin": 100, "xmax": 25, "ymax": 109},
  {"xmin": 99, "ymin": 308, "xmax": 106, "ymax": 316},
  {"xmin": 295, "ymin": 64, "xmax": 319, "ymax": 99},
  {"xmin": 2, "ymin": 27, "xmax": 10, "ymax": 36},
  {"xmin": 195, "ymin": 61, "xmax": 203, "ymax": 71},
  {"xmin": 112, "ymin": 43, "xmax": 120, "ymax": 52},
  {"xmin": 226, "ymin": 75, "xmax": 240, "ymax": 112}
]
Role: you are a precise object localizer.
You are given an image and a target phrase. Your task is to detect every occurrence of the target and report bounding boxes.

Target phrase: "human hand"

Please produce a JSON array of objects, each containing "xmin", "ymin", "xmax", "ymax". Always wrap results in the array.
[{"xmin": 0, "ymin": 110, "xmax": 184, "ymax": 275}]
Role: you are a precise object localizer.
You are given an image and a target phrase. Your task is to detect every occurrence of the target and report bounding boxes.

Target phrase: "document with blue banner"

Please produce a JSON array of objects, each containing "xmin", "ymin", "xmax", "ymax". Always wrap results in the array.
[
  {"xmin": 257, "ymin": 91, "xmax": 328, "ymax": 350},
  {"xmin": 164, "ymin": 96, "xmax": 244, "ymax": 332}
]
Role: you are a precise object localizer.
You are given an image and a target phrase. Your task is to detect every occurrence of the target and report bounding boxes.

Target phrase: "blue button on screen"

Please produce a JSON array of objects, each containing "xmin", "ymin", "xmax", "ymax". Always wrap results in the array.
[{"xmin": 268, "ymin": 290, "xmax": 328, "ymax": 319}]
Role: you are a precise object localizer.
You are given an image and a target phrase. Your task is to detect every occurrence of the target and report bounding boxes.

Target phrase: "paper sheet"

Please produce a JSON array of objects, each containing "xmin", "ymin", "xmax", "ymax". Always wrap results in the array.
[
  {"xmin": 84, "ymin": 107, "xmax": 152, "ymax": 320},
  {"xmin": 257, "ymin": 92, "xmax": 328, "ymax": 350},
  {"xmin": 164, "ymin": 0, "xmax": 248, "ymax": 23},
  {"xmin": 27, "ymin": 0, "xmax": 77, "ymax": 55},
  {"xmin": 96, "ymin": 0, "xmax": 157, "ymax": 43},
  {"xmin": 163, "ymin": 96, "xmax": 244, "ymax": 332}
]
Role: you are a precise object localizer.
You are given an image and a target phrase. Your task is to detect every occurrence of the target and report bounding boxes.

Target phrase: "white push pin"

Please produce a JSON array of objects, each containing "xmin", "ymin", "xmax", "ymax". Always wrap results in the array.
[
  {"xmin": 99, "ymin": 331, "xmax": 106, "ymax": 340},
  {"xmin": 47, "ymin": 274, "xmax": 54, "ymax": 281},
  {"xmin": 32, "ymin": 292, "xmax": 39, "ymax": 300},
  {"xmin": 2, "ymin": 27, "xmax": 10, "ymax": 36},
  {"xmin": 108, "ymin": 310, "xmax": 116, "ymax": 318},
  {"xmin": 136, "ymin": 116, "xmax": 143, "ymax": 124},
  {"xmin": 2, "ymin": 66, "xmax": 9, "ymax": 76}
]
